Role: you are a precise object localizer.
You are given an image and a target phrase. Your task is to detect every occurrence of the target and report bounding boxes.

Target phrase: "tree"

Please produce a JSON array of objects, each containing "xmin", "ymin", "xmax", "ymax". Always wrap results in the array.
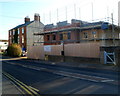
[{"xmin": 7, "ymin": 43, "xmax": 22, "ymax": 57}]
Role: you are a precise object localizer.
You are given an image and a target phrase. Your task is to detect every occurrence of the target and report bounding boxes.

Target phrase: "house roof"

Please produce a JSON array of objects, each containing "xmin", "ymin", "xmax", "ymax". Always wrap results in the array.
[{"xmin": 10, "ymin": 21, "xmax": 34, "ymax": 30}]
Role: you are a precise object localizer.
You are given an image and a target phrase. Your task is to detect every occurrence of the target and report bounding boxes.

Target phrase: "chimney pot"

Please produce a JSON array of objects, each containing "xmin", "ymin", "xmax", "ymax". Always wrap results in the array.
[
  {"xmin": 24, "ymin": 16, "xmax": 30, "ymax": 23},
  {"xmin": 34, "ymin": 13, "xmax": 40, "ymax": 22}
]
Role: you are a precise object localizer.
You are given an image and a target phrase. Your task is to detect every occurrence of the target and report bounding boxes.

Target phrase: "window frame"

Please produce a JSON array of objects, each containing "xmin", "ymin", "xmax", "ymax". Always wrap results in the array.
[
  {"xmin": 84, "ymin": 32, "xmax": 88, "ymax": 39},
  {"xmin": 59, "ymin": 34, "xmax": 63, "ymax": 40}
]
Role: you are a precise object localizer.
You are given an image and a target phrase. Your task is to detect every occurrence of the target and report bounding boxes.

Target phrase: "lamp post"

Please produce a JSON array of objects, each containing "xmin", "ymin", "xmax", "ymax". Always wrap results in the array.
[{"xmin": 61, "ymin": 41, "xmax": 64, "ymax": 62}]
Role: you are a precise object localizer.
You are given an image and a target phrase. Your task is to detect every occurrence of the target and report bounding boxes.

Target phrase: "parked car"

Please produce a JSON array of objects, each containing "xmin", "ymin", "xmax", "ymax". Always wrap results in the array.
[{"xmin": 21, "ymin": 51, "xmax": 27, "ymax": 57}]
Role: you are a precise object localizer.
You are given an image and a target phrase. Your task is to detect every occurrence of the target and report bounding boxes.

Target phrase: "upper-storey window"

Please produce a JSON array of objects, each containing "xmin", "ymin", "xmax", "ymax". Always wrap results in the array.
[
  {"xmin": 47, "ymin": 35, "xmax": 50, "ymax": 41},
  {"xmin": 52, "ymin": 34, "xmax": 56, "ymax": 40},
  {"xmin": 18, "ymin": 28, "xmax": 20, "ymax": 34},
  {"xmin": 92, "ymin": 31, "xmax": 97, "ymax": 38},
  {"xmin": 67, "ymin": 32, "xmax": 71, "ymax": 40},
  {"xmin": 9, "ymin": 31, "xmax": 11, "ymax": 36},
  {"xmin": 13, "ymin": 30, "xmax": 15, "ymax": 35},
  {"xmin": 60, "ymin": 34, "xmax": 63, "ymax": 40},
  {"xmin": 22, "ymin": 28, "xmax": 24, "ymax": 34},
  {"xmin": 84, "ymin": 32, "xmax": 88, "ymax": 38}
]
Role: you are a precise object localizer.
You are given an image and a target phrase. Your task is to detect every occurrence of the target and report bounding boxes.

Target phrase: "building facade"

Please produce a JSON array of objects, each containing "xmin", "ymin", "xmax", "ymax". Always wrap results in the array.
[
  {"xmin": 8, "ymin": 14, "xmax": 44, "ymax": 51},
  {"xmin": 35, "ymin": 19, "xmax": 120, "ymax": 46}
]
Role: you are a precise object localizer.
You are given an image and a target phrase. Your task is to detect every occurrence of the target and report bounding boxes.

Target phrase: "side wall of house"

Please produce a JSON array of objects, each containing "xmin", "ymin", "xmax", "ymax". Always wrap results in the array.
[{"xmin": 26, "ymin": 21, "xmax": 44, "ymax": 50}]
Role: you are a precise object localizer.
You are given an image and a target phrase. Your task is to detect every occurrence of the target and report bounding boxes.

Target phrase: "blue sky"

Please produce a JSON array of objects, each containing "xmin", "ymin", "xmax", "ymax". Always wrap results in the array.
[{"xmin": 0, "ymin": 0, "xmax": 119, "ymax": 40}]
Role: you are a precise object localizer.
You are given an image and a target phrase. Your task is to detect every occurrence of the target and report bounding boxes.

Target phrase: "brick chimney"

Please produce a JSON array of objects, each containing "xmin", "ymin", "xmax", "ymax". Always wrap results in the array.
[
  {"xmin": 34, "ymin": 13, "xmax": 40, "ymax": 22},
  {"xmin": 24, "ymin": 16, "xmax": 30, "ymax": 23}
]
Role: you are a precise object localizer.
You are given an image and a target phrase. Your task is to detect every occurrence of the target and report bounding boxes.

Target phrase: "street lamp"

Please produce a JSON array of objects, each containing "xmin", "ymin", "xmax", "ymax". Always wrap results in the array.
[{"xmin": 61, "ymin": 41, "xmax": 65, "ymax": 62}]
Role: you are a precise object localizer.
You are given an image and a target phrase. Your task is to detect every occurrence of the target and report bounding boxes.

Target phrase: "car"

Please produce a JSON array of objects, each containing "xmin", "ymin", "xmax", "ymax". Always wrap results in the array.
[{"xmin": 21, "ymin": 51, "xmax": 27, "ymax": 57}]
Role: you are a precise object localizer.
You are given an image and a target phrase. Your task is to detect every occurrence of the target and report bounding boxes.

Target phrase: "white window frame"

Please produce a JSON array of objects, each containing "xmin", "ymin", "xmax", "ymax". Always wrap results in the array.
[
  {"xmin": 18, "ymin": 28, "xmax": 20, "ymax": 34},
  {"xmin": 22, "ymin": 27, "xmax": 24, "ymax": 34},
  {"xmin": 22, "ymin": 35, "xmax": 24, "ymax": 43},
  {"xmin": 13, "ymin": 30, "xmax": 15, "ymax": 35}
]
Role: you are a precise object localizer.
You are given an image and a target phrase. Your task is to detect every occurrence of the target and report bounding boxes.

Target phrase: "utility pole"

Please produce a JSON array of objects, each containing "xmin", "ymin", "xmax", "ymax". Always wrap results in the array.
[
  {"xmin": 65, "ymin": 6, "xmax": 67, "ymax": 20},
  {"xmin": 74, "ymin": 4, "xmax": 76, "ymax": 19},
  {"xmin": 57, "ymin": 8, "xmax": 59, "ymax": 22},
  {"xmin": 49, "ymin": 11, "xmax": 51, "ymax": 23},
  {"xmin": 111, "ymin": 13, "xmax": 115, "ymax": 46},
  {"xmin": 92, "ymin": 2, "xmax": 93, "ymax": 21},
  {"xmin": 79, "ymin": 8, "xmax": 81, "ymax": 20}
]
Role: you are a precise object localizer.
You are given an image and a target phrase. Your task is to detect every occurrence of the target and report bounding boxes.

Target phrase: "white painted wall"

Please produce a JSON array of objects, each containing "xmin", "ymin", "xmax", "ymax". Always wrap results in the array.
[{"xmin": 26, "ymin": 21, "xmax": 44, "ymax": 50}]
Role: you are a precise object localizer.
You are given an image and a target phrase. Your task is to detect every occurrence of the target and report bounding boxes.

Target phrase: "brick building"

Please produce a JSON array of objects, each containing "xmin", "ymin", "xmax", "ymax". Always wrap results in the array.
[
  {"xmin": 34, "ymin": 19, "xmax": 120, "ymax": 46},
  {"xmin": 8, "ymin": 13, "xmax": 44, "ymax": 51}
]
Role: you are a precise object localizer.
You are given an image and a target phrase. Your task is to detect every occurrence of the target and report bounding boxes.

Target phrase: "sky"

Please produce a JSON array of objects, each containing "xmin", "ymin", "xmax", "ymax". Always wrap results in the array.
[{"xmin": 0, "ymin": 0, "xmax": 120, "ymax": 40}]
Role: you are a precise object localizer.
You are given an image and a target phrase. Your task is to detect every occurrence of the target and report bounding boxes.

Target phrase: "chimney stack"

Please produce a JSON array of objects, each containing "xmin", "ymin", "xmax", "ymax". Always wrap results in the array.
[
  {"xmin": 34, "ymin": 13, "xmax": 40, "ymax": 22},
  {"xmin": 24, "ymin": 16, "xmax": 30, "ymax": 23}
]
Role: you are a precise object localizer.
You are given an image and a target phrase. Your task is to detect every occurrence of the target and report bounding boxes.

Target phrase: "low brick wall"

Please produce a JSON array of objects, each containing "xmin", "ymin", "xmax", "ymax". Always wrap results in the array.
[{"xmin": 48, "ymin": 55, "xmax": 100, "ymax": 64}]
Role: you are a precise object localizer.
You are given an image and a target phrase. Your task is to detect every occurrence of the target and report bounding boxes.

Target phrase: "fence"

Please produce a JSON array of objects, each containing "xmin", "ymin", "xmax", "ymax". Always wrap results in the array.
[{"xmin": 27, "ymin": 42, "xmax": 100, "ymax": 60}]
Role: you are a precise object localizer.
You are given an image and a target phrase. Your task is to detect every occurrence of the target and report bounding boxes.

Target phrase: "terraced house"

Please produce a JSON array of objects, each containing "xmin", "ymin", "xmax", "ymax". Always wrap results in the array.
[{"xmin": 8, "ymin": 13, "xmax": 44, "ymax": 51}]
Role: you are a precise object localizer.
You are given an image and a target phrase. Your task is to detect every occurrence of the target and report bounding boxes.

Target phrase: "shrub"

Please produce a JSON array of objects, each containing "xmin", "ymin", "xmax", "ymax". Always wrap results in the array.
[{"xmin": 7, "ymin": 43, "xmax": 22, "ymax": 57}]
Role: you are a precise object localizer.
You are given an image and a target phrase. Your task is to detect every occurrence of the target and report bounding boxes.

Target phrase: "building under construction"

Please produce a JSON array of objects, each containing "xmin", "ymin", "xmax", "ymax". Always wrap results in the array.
[
  {"xmin": 27, "ymin": 19, "xmax": 120, "ymax": 65},
  {"xmin": 34, "ymin": 19, "xmax": 120, "ymax": 46}
]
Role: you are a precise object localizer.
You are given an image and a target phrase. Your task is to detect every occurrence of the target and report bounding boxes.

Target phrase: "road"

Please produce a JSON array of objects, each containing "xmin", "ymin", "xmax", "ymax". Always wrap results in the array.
[{"xmin": 2, "ymin": 56, "xmax": 120, "ymax": 95}]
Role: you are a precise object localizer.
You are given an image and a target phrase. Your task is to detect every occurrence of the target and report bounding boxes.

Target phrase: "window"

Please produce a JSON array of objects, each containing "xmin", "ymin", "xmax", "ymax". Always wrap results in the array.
[
  {"xmin": 18, "ymin": 28, "xmax": 20, "ymax": 34},
  {"xmin": 92, "ymin": 31, "xmax": 96, "ymax": 35},
  {"xmin": 60, "ymin": 34, "xmax": 63, "ymax": 40},
  {"xmin": 92, "ymin": 31, "xmax": 97, "ymax": 38},
  {"xmin": 18, "ymin": 36, "xmax": 19, "ymax": 43},
  {"xmin": 12, "ymin": 37, "xmax": 14, "ymax": 43},
  {"xmin": 52, "ymin": 34, "xmax": 56, "ymax": 40},
  {"xmin": 119, "ymin": 33, "xmax": 120, "ymax": 39},
  {"xmin": 13, "ymin": 30, "xmax": 15, "ymax": 35},
  {"xmin": 47, "ymin": 35, "xmax": 50, "ymax": 41},
  {"xmin": 84, "ymin": 32, "xmax": 88, "ymax": 38},
  {"xmin": 67, "ymin": 32, "xmax": 71, "ymax": 40},
  {"xmin": 22, "ymin": 35, "xmax": 24, "ymax": 43},
  {"xmin": 22, "ymin": 28, "xmax": 24, "ymax": 34},
  {"xmin": 9, "ymin": 31, "xmax": 11, "ymax": 36}
]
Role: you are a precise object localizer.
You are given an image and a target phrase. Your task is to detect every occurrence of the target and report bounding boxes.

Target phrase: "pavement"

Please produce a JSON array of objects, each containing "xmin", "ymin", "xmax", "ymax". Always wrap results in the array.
[
  {"xmin": 0, "ymin": 55, "xmax": 22, "ymax": 95},
  {"xmin": 2, "ymin": 75, "xmax": 22, "ymax": 95},
  {"xmin": 1, "ymin": 55, "xmax": 119, "ymax": 72},
  {"xmin": 31, "ymin": 59, "xmax": 119, "ymax": 72},
  {"xmin": 1, "ymin": 56, "xmax": 120, "ymax": 95}
]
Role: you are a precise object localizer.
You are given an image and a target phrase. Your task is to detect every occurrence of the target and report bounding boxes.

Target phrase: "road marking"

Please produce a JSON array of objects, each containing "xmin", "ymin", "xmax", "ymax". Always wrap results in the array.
[
  {"xmin": 3, "ymin": 72, "xmax": 33, "ymax": 95},
  {"xmin": 0, "ymin": 57, "xmax": 27, "ymax": 61},
  {"xmin": 64, "ymin": 83, "xmax": 90, "ymax": 94},
  {"xmin": 101, "ymin": 79, "xmax": 115, "ymax": 82},
  {"xmin": 3, "ymin": 75, "xmax": 25, "ymax": 95},
  {"xmin": 75, "ymin": 85, "xmax": 103, "ymax": 94},
  {"xmin": 54, "ymin": 71, "xmax": 115, "ymax": 83},
  {"xmin": 4, "ymin": 61, "xmax": 115, "ymax": 83},
  {"xmin": 29, "ymin": 86, "xmax": 40, "ymax": 92},
  {"xmin": 2, "ymin": 71, "xmax": 40, "ymax": 96}
]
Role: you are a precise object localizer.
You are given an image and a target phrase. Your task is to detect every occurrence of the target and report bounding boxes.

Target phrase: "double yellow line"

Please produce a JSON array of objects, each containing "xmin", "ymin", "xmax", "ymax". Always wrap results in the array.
[{"xmin": 2, "ymin": 71, "xmax": 40, "ymax": 96}]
